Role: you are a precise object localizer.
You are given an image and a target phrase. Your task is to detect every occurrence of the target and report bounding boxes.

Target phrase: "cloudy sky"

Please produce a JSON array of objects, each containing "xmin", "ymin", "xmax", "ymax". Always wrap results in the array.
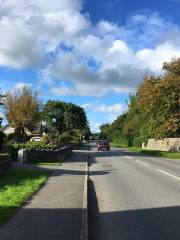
[{"xmin": 0, "ymin": 0, "xmax": 180, "ymax": 132}]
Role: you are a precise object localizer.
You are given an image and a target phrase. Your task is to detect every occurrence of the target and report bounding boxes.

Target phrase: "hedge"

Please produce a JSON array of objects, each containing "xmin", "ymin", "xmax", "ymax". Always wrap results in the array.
[
  {"xmin": 0, "ymin": 153, "xmax": 11, "ymax": 174},
  {"xmin": 9, "ymin": 142, "xmax": 57, "ymax": 161}
]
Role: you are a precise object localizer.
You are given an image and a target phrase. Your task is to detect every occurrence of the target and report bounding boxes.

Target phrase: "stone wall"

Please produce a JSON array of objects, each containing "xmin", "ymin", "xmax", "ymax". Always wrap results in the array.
[
  {"xmin": 18, "ymin": 146, "xmax": 72, "ymax": 163},
  {"xmin": 143, "ymin": 138, "xmax": 180, "ymax": 152}
]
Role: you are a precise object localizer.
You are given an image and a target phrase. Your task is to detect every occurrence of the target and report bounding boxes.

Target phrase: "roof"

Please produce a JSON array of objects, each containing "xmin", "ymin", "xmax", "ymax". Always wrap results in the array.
[{"xmin": 1, "ymin": 122, "xmax": 43, "ymax": 136}]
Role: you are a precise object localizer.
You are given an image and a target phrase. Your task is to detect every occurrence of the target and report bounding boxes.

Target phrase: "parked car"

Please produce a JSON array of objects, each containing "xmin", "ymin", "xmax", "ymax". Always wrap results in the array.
[{"xmin": 97, "ymin": 140, "xmax": 110, "ymax": 151}]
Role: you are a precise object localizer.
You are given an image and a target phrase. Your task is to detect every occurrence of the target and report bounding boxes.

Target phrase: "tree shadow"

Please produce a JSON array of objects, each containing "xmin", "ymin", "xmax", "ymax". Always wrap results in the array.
[
  {"xmin": 0, "ymin": 207, "xmax": 83, "ymax": 240},
  {"xmin": 13, "ymin": 149, "xmax": 109, "ymax": 177},
  {"xmin": 88, "ymin": 180, "xmax": 180, "ymax": 240}
]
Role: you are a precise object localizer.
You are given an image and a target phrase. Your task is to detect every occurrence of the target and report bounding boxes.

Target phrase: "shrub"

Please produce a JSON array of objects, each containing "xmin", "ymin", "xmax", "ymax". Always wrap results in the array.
[
  {"xmin": 0, "ymin": 131, "xmax": 6, "ymax": 149},
  {"xmin": 132, "ymin": 137, "xmax": 143, "ymax": 147},
  {"xmin": 9, "ymin": 145, "xmax": 19, "ymax": 161},
  {"xmin": 0, "ymin": 153, "xmax": 11, "ymax": 173},
  {"xmin": 60, "ymin": 131, "xmax": 73, "ymax": 144},
  {"xmin": 59, "ymin": 130, "xmax": 81, "ymax": 144},
  {"xmin": 41, "ymin": 135, "xmax": 51, "ymax": 144},
  {"xmin": 9, "ymin": 142, "xmax": 57, "ymax": 161}
]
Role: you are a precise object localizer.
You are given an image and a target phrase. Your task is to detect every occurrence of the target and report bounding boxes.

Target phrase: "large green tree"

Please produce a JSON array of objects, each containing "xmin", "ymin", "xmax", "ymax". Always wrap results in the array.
[
  {"xmin": 43, "ymin": 100, "xmax": 88, "ymax": 143},
  {"xmin": 99, "ymin": 58, "xmax": 180, "ymax": 147}
]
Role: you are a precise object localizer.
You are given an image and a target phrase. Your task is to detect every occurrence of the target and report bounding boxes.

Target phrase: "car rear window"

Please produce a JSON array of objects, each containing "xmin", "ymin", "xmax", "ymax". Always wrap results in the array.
[{"xmin": 99, "ymin": 140, "xmax": 109, "ymax": 144}]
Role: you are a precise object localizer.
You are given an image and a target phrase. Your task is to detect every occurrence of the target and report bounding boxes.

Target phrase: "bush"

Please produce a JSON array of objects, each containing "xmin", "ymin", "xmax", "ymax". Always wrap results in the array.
[
  {"xmin": 41, "ymin": 135, "xmax": 51, "ymax": 144},
  {"xmin": 111, "ymin": 137, "xmax": 128, "ymax": 147},
  {"xmin": 0, "ymin": 153, "xmax": 8, "ymax": 160},
  {"xmin": 9, "ymin": 142, "xmax": 57, "ymax": 161},
  {"xmin": 0, "ymin": 131, "xmax": 6, "ymax": 149},
  {"xmin": 9, "ymin": 145, "xmax": 19, "ymax": 161},
  {"xmin": 0, "ymin": 153, "xmax": 11, "ymax": 173},
  {"xmin": 59, "ymin": 130, "xmax": 81, "ymax": 144},
  {"xmin": 132, "ymin": 137, "xmax": 143, "ymax": 147},
  {"xmin": 60, "ymin": 131, "xmax": 73, "ymax": 144}
]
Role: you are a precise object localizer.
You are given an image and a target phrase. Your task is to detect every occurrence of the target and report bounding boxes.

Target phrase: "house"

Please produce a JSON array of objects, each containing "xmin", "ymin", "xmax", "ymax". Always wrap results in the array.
[{"xmin": 1, "ymin": 122, "xmax": 44, "ymax": 138}]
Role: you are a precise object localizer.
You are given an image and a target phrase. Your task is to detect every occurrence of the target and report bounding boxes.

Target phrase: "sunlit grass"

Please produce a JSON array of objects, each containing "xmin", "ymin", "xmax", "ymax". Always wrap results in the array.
[
  {"xmin": 0, "ymin": 169, "xmax": 50, "ymax": 224},
  {"xmin": 33, "ymin": 162, "xmax": 61, "ymax": 166}
]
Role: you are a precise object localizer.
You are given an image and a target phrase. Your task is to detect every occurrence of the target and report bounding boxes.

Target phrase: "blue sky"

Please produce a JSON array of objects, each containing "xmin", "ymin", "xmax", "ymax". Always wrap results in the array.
[{"xmin": 0, "ymin": 0, "xmax": 180, "ymax": 132}]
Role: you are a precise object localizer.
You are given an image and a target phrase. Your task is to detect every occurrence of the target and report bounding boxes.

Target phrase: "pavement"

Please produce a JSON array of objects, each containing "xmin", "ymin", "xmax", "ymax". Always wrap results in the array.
[
  {"xmin": 89, "ymin": 143, "xmax": 180, "ymax": 240},
  {"xmin": 0, "ymin": 149, "xmax": 88, "ymax": 240}
]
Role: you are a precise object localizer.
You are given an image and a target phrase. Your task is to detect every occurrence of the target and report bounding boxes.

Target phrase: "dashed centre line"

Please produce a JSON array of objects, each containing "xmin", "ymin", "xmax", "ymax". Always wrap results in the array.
[
  {"xmin": 157, "ymin": 169, "xmax": 180, "ymax": 181},
  {"xmin": 136, "ymin": 160, "xmax": 149, "ymax": 167}
]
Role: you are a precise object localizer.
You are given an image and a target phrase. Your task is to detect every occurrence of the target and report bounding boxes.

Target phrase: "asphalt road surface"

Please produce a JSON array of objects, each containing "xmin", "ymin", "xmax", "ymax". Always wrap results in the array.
[{"xmin": 88, "ymin": 143, "xmax": 180, "ymax": 240}]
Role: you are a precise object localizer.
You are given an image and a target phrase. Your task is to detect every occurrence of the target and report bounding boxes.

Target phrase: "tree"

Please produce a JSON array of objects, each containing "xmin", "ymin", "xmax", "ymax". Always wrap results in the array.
[
  {"xmin": 43, "ymin": 100, "xmax": 88, "ymax": 143},
  {"xmin": 98, "ymin": 58, "xmax": 180, "ymax": 147},
  {"xmin": 99, "ymin": 124, "xmax": 110, "ymax": 140},
  {"xmin": 0, "ymin": 89, "xmax": 6, "ymax": 127},
  {"xmin": 4, "ymin": 87, "xmax": 41, "ymax": 142},
  {"xmin": 137, "ymin": 61, "xmax": 180, "ymax": 138},
  {"xmin": 82, "ymin": 126, "xmax": 91, "ymax": 140},
  {"xmin": 43, "ymin": 101, "xmax": 66, "ymax": 139},
  {"xmin": 64, "ymin": 103, "xmax": 88, "ymax": 130},
  {"xmin": 163, "ymin": 58, "xmax": 180, "ymax": 76},
  {"xmin": 0, "ymin": 90, "xmax": 6, "ymax": 148}
]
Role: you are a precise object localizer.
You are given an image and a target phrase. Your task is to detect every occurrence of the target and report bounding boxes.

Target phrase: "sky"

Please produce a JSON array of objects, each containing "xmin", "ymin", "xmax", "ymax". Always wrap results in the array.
[{"xmin": 0, "ymin": 0, "xmax": 180, "ymax": 132}]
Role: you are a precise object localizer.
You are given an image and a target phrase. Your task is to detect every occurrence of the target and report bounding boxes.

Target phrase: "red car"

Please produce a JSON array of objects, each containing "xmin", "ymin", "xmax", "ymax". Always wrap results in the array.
[{"xmin": 97, "ymin": 140, "xmax": 110, "ymax": 151}]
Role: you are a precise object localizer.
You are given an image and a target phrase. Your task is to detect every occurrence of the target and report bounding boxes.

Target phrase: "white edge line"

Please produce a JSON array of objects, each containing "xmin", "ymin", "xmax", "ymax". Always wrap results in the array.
[
  {"xmin": 136, "ymin": 160, "xmax": 149, "ymax": 167},
  {"xmin": 157, "ymin": 169, "xmax": 180, "ymax": 181}
]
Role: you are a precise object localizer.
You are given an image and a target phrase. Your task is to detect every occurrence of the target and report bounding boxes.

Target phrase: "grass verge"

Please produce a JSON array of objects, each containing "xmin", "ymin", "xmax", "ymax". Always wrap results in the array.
[
  {"xmin": 33, "ymin": 162, "xmax": 61, "ymax": 166},
  {"xmin": 0, "ymin": 169, "xmax": 50, "ymax": 224},
  {"xmin": 110, "ymin": 142, "xmax": 180, "ymax": 160}
]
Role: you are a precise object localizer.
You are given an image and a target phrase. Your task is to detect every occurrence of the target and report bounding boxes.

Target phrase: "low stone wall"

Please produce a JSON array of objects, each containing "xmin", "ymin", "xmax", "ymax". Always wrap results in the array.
[
  {"xmin": 18, "ymin": 146, "xmax": 72, "ymax": 164},
  {"xmin": 0, "ymin": 153, "xmax": 12, "ymax": 174},
  {"xmin": 143, "ymin": 138, "xmax": 180, "ymax": 152}
]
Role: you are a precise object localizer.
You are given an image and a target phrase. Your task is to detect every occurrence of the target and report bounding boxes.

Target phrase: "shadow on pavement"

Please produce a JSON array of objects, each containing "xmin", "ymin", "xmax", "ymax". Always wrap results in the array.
[
  {"xmin": 88, "ymin": 180, "xmax": 180, "ymax": 240},
  {"xmin": 0, "ymin": 208, "xmax": 83, "ymax": 240},
  {"xmin": 13, "ymin": 149, "xmax": 109, "ymax": 177}
]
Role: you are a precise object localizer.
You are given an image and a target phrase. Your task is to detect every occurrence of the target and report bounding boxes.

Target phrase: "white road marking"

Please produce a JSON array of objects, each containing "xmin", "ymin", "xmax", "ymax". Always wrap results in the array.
[
  {"xmin": 157, "ymin": 169, "xmax": 180, "ymax": 181},
  {"xmin": 126, "ymin": 156, "xmax": 133, "ymax": 159},
  {"xmin": 136, "ymin": 160, "xmax": 149, "ymax": 167}
]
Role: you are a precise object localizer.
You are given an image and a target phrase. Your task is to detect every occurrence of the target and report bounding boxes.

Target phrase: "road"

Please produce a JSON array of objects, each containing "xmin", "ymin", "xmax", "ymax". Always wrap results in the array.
[{"xmin": 88, "ymin": 144, "xmax": 180, "ymax": 240}]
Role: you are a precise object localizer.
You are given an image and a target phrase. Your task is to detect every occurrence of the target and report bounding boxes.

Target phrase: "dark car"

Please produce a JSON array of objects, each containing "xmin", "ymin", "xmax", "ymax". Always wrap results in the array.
[{"xmin": 97, "ymin": 140, "xmax": 110, "ymax": 151}]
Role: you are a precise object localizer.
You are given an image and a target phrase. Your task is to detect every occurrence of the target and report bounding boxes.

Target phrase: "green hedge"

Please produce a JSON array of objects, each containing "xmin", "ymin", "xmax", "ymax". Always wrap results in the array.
[
  {"xmin": 0, "ymin": 132, "xmax": 6, "ymax": 149},
  {"xmin": 0, "ymin": 153, "xmax": 11, "ymax": 173},
  {"xmin": 9, "ymin": 142, "xmax": 57, "ymax": 161}
]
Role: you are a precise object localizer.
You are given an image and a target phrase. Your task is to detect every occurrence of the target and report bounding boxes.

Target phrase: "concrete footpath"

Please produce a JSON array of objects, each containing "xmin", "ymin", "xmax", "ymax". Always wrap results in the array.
[{"xmin": 0, "ymin": 149, "xmax": 88, "ymax": 240}]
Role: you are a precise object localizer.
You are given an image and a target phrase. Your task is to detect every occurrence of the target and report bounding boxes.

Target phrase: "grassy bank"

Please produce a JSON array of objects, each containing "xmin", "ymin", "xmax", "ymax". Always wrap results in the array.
[
  {"xmin": 110, "ymin": 142, "xmax": 180, "ymax": 160},
  {"xmin": 0, "ymin": 169, "xmax": 50, "ymax": 224}
]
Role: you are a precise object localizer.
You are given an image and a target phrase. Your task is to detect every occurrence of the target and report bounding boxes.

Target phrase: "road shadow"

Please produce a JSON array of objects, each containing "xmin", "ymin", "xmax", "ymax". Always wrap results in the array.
[
  {"xmin": 0, "ymin": 208, "xmax": 83, "ymax": 240},
  {"xmin": 13, "ymin": 148, "xmax": 109, "ymax": 177},
  {"xmin": 88, "ymin": 180, "xmax": 180, "ymax": 240}
]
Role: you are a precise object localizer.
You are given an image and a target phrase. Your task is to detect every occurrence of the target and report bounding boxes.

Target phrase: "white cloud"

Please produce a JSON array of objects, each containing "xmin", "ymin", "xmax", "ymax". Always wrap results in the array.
[
  {"xmin": 82, "ymin": 102, "xmax": 124, "ymax": 114},
  {"xmin": 0, "ymin": 2, "xmax": 180, "ymax": 97},
  {"xmin": 13, "ymin": 82, "xmax": 32, "ymax": 90},
  {"xmin": 90, "ymin": 120, "xmax": 101, "ymax": 133},
  {"xmin": 82, "ymin": 102, "xmax": 126, "ymax": 132},
  {"xmin": 0, "ymin": 0, "xmax": 89, "ymax": 68}
]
